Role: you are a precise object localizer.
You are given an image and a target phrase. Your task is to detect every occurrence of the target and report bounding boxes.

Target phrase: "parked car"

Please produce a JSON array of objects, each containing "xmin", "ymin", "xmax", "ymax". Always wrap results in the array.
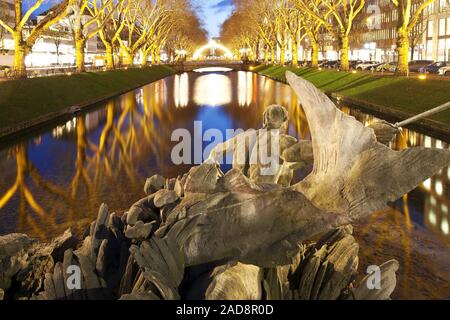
[
  {"xmin": 0, "ymin": 65, "xmax": 11, "ymax": 78},
  {"xmin": 349, "ymin": 60, "xmax": 363, "ymax": 69},
  {"xmin": 368, "ymin": 62, "xmax": 384, "ymax": 71},
  {"xmin": 355, "ymin": 61, "xmax": 379, "ymax": 70},
  {"xmin": 438, "ymin": 65, "xmax": 450, "ymax": 76},
  {"xmin": 376, "ymin": 62, "xmax": 397, "ymax": 72},
  {"xmin": 408, "ymin": 60, "xmax": 434, "ymax": 72},
  {"xmin": 322, "ymin": 60, "xmax": 340, "ymax": 68},
  {"xmin": 419, "ymin": 61, "xmax": 450, "ymax": 74}
]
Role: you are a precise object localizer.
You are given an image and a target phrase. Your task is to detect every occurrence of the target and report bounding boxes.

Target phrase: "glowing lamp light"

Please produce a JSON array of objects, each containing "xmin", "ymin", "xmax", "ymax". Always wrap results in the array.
[
  {"xmin": 249, "ymin": 66, "xmax": 255, "ymax": 71},
  {"xmin": 418, "ymin": 74, "xmax": 427, "ymax": 80},
  {"xmin": 318, "ymin": 67, "xmax": 322, "ymax": 71},
  {"xmin": 352, "ymin": 70, "xmax": 357, "ymax": 74},
  {"xmin": 193, "ymin": 40, "xmax": 233, "ymax": 60},
  {"xmin": 66, "ymin": 72, "xmax": 72, "ymax": 76}
]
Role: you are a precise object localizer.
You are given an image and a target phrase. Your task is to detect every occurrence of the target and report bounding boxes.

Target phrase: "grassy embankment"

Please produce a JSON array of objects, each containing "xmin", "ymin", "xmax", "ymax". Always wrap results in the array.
[
  {"xmin": 253, "ymin": 64, "xmax": 450, "ymax": 126},
  {"xmin": 0, "ymin": 65, "xmax": 176, "ymax": 130}
]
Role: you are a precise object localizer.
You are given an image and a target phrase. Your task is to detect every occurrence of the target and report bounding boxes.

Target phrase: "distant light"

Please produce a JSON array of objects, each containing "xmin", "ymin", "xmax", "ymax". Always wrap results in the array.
[
  {"xmin": 193, "ymin": 67, "xmax": 232, "ymax": 73},
  {"xmin": 67, "ymin": 72, "xmax": 72, "ymax": 76},
  {"xmin": 418, "ymin": 74, "xmax": 427, "ymax": 80},
  {"xmin": 423, "ymin": 178, "xmax": 432, "ymax": 190},
  {"xmin": 352, "ymin": 70, "xmax": 357, "ymax": 74},
  {"xmin": 249, "ymin": 66, "xmax": 254, "ymax": 71},
  {"xmin": 441, "ymin": 218, "xmax": 449, "ymax": 235},
  {"xmin": 430, "ymin": 195, "xmax": 437, "ymax": 206},
  {"xmin": 435, "ymin": 180, "xmax": 443, "ymax": 195},
  {"xmin": 429, "ymin": 209, "xmax": 437, "ymax": 225},
  {"xmin": 318, "ymin": 67, "xmax": 322, "ymax": 71}
]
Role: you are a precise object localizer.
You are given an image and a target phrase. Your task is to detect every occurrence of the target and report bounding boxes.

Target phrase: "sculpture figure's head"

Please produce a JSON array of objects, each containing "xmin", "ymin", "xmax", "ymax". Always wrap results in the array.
[{"xmin": 263, "ymin": 105, "xmax": 289, "ymax": 131}]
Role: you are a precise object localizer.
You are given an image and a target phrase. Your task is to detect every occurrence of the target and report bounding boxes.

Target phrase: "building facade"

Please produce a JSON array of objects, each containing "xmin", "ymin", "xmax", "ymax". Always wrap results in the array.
[
  {"xmin": 424, "ymin": 0, "xmax": 450, "ymax": 61},
  {"xmin": 0, "ymin": 0, "xmax": 15, "ymax": 66}
]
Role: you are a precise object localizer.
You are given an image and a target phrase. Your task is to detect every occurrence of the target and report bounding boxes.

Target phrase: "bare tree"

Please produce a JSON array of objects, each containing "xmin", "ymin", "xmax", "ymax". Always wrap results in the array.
[{"xmin": 0, "ymin": 0, "xmax": 73, "ymax": 77}]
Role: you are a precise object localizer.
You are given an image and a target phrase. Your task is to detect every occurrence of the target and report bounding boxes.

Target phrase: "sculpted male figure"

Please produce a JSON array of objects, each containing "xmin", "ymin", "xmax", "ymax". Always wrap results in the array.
[{"xmin": 206, "ymin": 104, "xmax": 313, "ymax": 186}]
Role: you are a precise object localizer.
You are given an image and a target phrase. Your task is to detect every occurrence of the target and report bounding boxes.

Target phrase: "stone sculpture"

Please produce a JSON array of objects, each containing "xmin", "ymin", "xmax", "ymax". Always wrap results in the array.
[{"xmin": 0, "ymin": 71, "xmax": 448, "ymax": 300}]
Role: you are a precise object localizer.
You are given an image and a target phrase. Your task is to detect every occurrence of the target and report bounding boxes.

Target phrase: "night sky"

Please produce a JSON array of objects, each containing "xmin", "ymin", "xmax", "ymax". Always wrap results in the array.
[
  {"xmin": 196, "ymin": 0, "xmax": 234, "ymax": 38},
  {"xmin": 30, "ymin": 0, "xmax": 235, "ymax": 39}
]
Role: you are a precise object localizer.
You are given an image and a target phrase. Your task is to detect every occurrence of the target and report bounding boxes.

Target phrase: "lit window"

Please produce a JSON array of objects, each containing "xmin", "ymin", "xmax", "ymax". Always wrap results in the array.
[
  {"xmin": 427, "ymin": 20, "xmax": 434, "ymax": 38},
  {"xmin": 439, "ymin": 19, "xmax": 446, "ymax": 36},
  {"xmin": 441, "ymin": 218, "xmax": 449, "ymax": 235}
]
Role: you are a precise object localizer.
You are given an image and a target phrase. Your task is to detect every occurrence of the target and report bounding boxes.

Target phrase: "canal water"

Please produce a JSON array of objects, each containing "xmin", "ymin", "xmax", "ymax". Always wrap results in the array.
[{"xmin": 0, "ymin": 71, "xmax": 449, "ymax": 299}]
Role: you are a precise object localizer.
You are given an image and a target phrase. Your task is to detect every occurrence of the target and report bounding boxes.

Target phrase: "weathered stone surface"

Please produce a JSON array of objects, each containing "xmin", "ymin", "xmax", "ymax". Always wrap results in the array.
[
  {"xmin": 174, "ymin": 177, "xmax": 184, "ymax": 197},
  {"xmin": 49, "ymin": 229, "xmax": 78, "ymax": 262},
  {"xmin": 206, "ymin": 263, "xmax": 262, "ymax": 300},
  {"xmin": 184, "ymin": 164, "xmax": 221, "ymax": 194},
  {"xmin": 368, "ymin": 120, "xmax": 401, "ymax": 146},
  {"xmin": 0, "ymin": 233, "xmax": 34, "ymax": 290},
  {"xmin": 349, "ymin": 259, "xmax": 399, "ymax": 300},
  {"xmin": 0, "ymin": 233, "xmax": 33, "ymax": 258},
  {"xmin": 144, "ymin": 174, "xmax": 165, "ymax": 195},
  {"xmin": 119, "ymin": 292, "xmax": 160, "ymax": 300},
  {"xmin": 125, "ymin": 221, "xmax": 154, "ymax": 239},
  {"xmin": 126, "ymin": 205, "xmax": 155, "ymax": 226},
  {"xmin": 153, "ymin": 189, "xmax": 179, "ymax": 208}
]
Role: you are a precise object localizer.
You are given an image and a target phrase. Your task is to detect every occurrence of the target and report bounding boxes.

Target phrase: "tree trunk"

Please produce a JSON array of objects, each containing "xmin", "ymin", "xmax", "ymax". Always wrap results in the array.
[
  {"xmin": 75, "ymin": 36, "xmax": 86, "ymax": 73},
  {"xmin": 141, "ymin": 52, "xmax": 148, "ymax": 66},
  {"xmin": 292, "ymin": 41, "xmax": 298, "ymax": 67},
  {"xmin": 311, "ymin": 40, "xmax": 319, "ymax": 68},
  {"xmin": 156, "ymin": 48, "xmax": 161, "ymax": 64},
  {"xmin": 151, "ymin": 51, "xmax": 156, "ymax": 64},
  {"xmin": 123, "ymin": 51, "xmax": 134, "ymax": 66},
  {"xmin": 105, "ymin": 43, "xmax": 114, "ymax": 70},
  {"xmin": 280, "ymin": 43, "xmax": 285, "ymax": 65},
  {"xmin": 13, "ymin": 32, "xmax": 27, "ymax": 78},
  {"xmin": 340, "ymin": 35, "xmax": 349, "ymax": 71},
  {"xmin": 397, "ymin": 27, "xmax": 409, "ymax": 75},
  {"xmin": 270, "ymin": 47, "xmax": 275, "ymax": 64},
  {"xmin": 264, "ymin": 47, "xmax": 269, "ymax": 63}
]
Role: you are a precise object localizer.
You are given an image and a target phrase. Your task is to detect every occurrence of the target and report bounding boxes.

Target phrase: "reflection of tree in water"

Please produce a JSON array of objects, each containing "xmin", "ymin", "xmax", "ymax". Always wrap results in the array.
[
  {"xmin": 0, "ymin": 83, "xmax": 193, "ymax": 240},
  {"xmin": 0, "ymin": 145, "xmax": 61, "ymax": 239}
]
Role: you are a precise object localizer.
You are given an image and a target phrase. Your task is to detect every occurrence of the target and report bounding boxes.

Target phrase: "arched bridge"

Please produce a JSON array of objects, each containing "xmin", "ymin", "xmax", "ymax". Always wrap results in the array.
[{"xmin": 171, "ymin": 60, "xmax": 248, "ymax": 72}]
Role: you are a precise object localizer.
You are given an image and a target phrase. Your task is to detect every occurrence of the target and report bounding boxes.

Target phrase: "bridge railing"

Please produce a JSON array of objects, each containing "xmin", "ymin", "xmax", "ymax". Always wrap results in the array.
[{"xmin": 177, "ymin": 60, "xmax": 244, "ymax": 65}]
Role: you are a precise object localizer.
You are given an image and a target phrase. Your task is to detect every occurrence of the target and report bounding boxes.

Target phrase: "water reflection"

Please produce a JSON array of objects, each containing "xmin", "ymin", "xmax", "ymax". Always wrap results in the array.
[
  {"xmin": 193, "ymin": 74, "xmax": 231, "ymax": 107},
  {"xmin": 0, "ymin": 71, "xmax": 449, "ymax": 249},
  {"xmin": 174, "ymin": 73, "xmax": 189, "ymax": 108},
  {"xmin": 344, "ymin": 107, "xmax": 450, "ymax": 243}
]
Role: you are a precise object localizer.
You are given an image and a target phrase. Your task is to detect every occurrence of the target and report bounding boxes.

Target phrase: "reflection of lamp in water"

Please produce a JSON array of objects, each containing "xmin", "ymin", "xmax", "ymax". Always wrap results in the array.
[
  {"xmin": 422, "ymin": 178, "xmax": 431, "ymax": 190},
  {"xmin": 174, "ymin": 73, "xmax": 189, "ymax": 108},
  {"xmin": 435, "ymin": 179, "xmax": 443, "ymax": 195},
  {"xmin": 238, "ymin": 71, "xmax": 253, "ymax": 107},
  {"xmin": 441, "ymin": 218, "xmax": 449, "ymax": 235},
  {"xmin": 428, "ymin": 208, "xmax": 437, "ymax": 226},
  {"xmin": 193, "ymin": 74, "xmax": 231, "ymax": 107}
]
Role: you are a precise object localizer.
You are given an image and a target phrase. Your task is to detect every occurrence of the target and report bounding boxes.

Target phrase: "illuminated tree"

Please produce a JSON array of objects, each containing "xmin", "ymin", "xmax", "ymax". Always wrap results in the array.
[
  {"xmin": 95, "ymin": 0, "xmax": 130, "ymax": 70},
  {"xmin": 0, "ymin": 1, "xmax": 10, "ymax": 51},
  {"xmin": 295, "ymin": 0, "xmax": 365, "ymax": 70},
  {"xmin": 69, "ymin": 0, "xmax": 119, "ymax": 72},
  {"xmin": 0, "ymin": 0, "xmax": 73, "ymax": 77},
  {"xmin": 117, "ymin": 0, "xmax": 166, "ymax": 66},
  {"xmin": 391, "ymin": 0, "xmax": 435, "ymax": 74}
]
